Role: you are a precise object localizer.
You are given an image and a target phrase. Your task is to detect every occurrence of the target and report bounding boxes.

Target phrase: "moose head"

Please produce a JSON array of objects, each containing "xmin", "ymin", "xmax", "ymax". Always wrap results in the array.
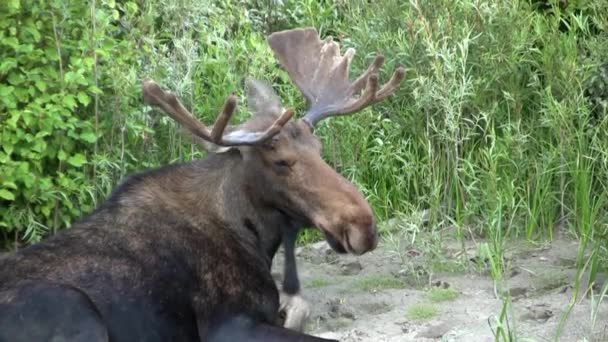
[{"xmin": 142, "ymin": 27, "xmax": 404, "ymax": 256}]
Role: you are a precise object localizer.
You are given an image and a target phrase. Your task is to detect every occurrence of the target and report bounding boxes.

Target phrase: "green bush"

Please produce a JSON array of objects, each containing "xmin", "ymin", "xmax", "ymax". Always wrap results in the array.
[
  {"xmin": 1, "ymin": 0, "xmax": 608, "ymax": 258},
  {"xmin": 1, "ymin": 1, "xmax": 102, "ymax": 242}
]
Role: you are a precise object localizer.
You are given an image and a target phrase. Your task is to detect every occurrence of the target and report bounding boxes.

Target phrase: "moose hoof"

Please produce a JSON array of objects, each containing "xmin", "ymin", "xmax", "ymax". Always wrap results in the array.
[{"xmin": 279, "ymin": 291, "xmax": 310, "ymax": 332}]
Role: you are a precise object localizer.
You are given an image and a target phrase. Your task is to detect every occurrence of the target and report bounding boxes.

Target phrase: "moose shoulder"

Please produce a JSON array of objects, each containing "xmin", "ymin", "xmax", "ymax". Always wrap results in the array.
[{"xmin": 0, "ymin": 27, "xmax": 404, "ymax": 341}]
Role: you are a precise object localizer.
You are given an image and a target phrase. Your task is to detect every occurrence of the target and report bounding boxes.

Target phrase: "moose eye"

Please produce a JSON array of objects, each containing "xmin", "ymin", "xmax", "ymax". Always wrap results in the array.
[
  {"xmin": 272, "ymin": 159, "xmax": 296, "ymax": 174},
  {"xmin": 274, "ymin": 160, "xmax": 292, "ymax": 168}
]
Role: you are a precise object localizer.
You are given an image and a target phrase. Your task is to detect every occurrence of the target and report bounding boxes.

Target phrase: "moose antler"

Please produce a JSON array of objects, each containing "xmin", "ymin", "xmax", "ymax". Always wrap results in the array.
[
  {"xmin": 142, "ymin": 79, "xmax": 294, "ymax": 146},
  {"xmin": 267, "ymin": 28, "xmax": 405, "ymax": 128}
]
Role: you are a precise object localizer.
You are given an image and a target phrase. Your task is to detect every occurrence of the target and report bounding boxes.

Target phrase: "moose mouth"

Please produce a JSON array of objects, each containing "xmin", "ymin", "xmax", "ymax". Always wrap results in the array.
[
  {"xmin": 275, "ymin": 208, "xmax": 354, "ymax": 254},
  {"xmin": 319, "ymin": 222, "xmax": 378, "ymax": 256},
  {"xmin": 320, "ymin": 227, "xmax": 348, "ymax": 254}
]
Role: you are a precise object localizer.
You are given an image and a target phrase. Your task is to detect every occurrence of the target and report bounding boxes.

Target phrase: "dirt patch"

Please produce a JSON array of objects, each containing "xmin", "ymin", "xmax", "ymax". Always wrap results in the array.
[{"xmin": 273, "ymin": 236, "xmax": 608, "ymax": 341}]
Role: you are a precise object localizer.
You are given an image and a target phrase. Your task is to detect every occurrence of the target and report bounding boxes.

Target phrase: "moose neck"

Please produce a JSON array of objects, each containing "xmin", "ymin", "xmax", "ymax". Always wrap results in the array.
[
  {"xmin": 178, "ymin": 151, "xmax": 286, "ymax": 265},
  {"xmin": 219, "ymin": 152, "xmax": 287, "ymax": 264}
]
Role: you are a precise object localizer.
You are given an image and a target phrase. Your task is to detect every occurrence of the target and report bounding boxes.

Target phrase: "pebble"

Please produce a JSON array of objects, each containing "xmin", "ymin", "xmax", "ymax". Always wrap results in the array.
[
  {"xmin": 415, "ymin": 321, "xmax": 454, "ymax": 339},
  {"xmin": 340, "ymin": 261, "xmax": 363, "ymax": 275}
]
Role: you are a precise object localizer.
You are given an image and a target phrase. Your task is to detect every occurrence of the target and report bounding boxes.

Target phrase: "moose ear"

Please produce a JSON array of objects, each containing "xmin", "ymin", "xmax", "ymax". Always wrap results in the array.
[{"xmin": 245, "ymin": 78, "xmax": 284, "ymax": 118}]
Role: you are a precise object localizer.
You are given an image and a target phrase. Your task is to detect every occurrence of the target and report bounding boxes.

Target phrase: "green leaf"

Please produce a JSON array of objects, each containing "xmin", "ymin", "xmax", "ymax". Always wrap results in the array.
[
  {"xmin": 7, "ymin": 111, "xmax": 21, "ymax": 128},
  {"xmin": 2, "ymin": 181, "xmax": 17, "ymax": 190},
  {"xmin": 67, "ymin": 153, "xmax": 87, "ymax": 167},
  {"xmin": 2, "ymin": 37, "xmax": 19, "ymax": 49},
  {"xmin": 80, "ymin": 132, "xmax": 97, "ymax": 143},
  {"xmin": 0, "ymin": 189, "xmax": 15, "ymax": 201},
  {"xmin": 23, "ymin": 25, "xmax": 41, "ymax": 42},
  {"xmin": 77, "ymin": 91, "xmax": 90, "ymax": 106},
  {"xmin": 0, "ymin": 59, "xmax": 17, "ymax": 73},
  {"xmin": 41, "ymin": 204, "xmax": 51, "ymax": 217},
  {"xmin": 62, "ymin": 95, "xmax": 77, "ymax": 109},
  {"xmin": 35, "ymin": 80, "xmax": 46, "ymax": 92},
  {"xmin": 7, "ymin": 71, "xmax": 24, "ymax": 85},
  {"xmin": 58, "ymin": 149, "xmax": 67, "ymax": 161},
  {"xmin": 125, "ymin": 2, "xmax": 138, "ymax": 15},
  {"xmin": 0, "ymin": 85, "xmax": 14, "ymax": 97},
  {"xmin": 8, "ymin": 0, "xmax": 20, "ymax": 11},
  {"xmin": 88, "ymin": 85, "xmax": 103, "ymax": 94}
]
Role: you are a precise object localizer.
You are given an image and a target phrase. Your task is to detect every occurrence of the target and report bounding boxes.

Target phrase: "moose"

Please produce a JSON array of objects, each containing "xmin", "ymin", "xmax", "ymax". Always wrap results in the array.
[{"xmin": 0, "ymin": 27, "xmax": 404, "ymax": 341}]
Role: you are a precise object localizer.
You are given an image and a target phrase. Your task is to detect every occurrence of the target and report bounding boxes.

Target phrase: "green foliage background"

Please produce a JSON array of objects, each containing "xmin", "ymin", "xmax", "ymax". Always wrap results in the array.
[{"xmin": 1, "ymin": 0, "xmax": 608, "ymax": 255}]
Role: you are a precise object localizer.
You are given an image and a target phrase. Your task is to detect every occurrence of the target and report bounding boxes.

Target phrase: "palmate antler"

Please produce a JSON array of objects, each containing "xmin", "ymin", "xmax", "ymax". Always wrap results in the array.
[
  {"xmin": 142, "ymin": 28, "xmax": 402, "ymax": 146},
  {"xmin": 142, "ymin": 79, "xmax": 294, "ymax": 146},
  {"xmin": 267, "ymin": 28, "xmax": 405, "ymax": 128}
]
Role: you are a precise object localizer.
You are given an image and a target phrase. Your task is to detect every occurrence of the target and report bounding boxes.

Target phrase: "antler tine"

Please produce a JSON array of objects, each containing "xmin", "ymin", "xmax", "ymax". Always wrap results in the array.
[
  {"xmin": 336, "ymin": 74, "xmax": 379, "ymax": 116},
  {"xmin": 142, "ymin": 79, "xmax": 293, "ymax": 147},
  {"xmin": 267, "ymin": 27, "xmax": 405, "ymax": 128},
  {"xmin": 375, "ymin": 67, "xmax": 406, "ymax": 101},
  {"xmin": 142, "ymin": 78, "xmax": 223, "ymax": 142},
  {"xmin": 348, "ymin": 55, "xmax": 385, "ymax": 96},
  {"xmin": 210, "ymin": 96, "xmax": 237, "ymax": 142}
]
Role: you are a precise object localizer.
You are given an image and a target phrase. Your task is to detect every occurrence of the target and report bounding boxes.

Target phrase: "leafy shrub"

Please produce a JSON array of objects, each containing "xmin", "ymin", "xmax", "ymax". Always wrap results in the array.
[
  {"xmin": 2, "ymin": 0, "xmax": 608, "ymax": 257},
  {"xmin": 1, "ymin": 1, "xmax": 103, "ymax": 243}
]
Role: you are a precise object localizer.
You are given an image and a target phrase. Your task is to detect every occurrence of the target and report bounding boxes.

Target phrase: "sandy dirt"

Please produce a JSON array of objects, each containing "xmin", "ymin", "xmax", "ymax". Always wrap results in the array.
[{"xmin": 272, "ymin": 232, "xmax": 608, "ymax": 342}]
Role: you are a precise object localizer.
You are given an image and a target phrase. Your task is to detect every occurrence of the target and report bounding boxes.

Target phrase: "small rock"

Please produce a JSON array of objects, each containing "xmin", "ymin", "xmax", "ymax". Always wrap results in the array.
[
  {"xmin": 469, "ymin": 255, "xmax": 489, "ymax": 265},
  {"xmin": 311, "ymin": 241, "xmax": 333, "ymax": 254},
  {"xmin": 396, "ymin": 269, "xmax": 409, "ymax": 277},
  {"xmin": 295, "ymin": 246, "xmax": 304, "ymax": 257},
  {"xmin": 340, "ymin": 261, "xmax": 363, "ymax": 275},
  {"xmin": 432, "ymin": 280, "xmax": 450, "ymax": 289},
  {"xmin": 415, "ymin": 322, "xmax": 454, "ymax": 339},
  {"xmin": 308, "ymin": 241, "xmax": 338, "ymax": 264},
  {"xmin": 505, "ymin": 286, "xmax": 528, "ymax": 300},
  {"xmin": 341, "ymin": 311, "xmax": 355, "ymax": 320},
  {"xmin": 405, "ymin": 248, "xmax": 421, "ymax": 257},
  {"xmin": 327, "ymin": 299, "xmax": 356, "ymax": 320},
  {"xmin": 520, "ymin": 304, "xmax": 553, "ymax": 322},
  {"xmin": 394, "ymin": 321, "xmax": 410, "ymax": 333},
  {"xmin": 539, "ymin": 256, "xmax": 549, "ymax": 262},
  {"xmin": 509, "ymin": 268, "xmax": 521, "ymax": 278}
]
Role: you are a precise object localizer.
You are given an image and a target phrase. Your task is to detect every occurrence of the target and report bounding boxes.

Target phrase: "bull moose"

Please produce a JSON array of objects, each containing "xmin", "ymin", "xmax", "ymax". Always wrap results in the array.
[{"xmin": 0, "ymin": 27, "xmax": 404, "ymax": 341}]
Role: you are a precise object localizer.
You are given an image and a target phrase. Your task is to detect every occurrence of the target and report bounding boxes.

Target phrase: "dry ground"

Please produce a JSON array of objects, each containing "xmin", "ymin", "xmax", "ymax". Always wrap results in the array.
[{"xmin": 272, "ymin": 231, "xmax": 608, "ymax": 342}]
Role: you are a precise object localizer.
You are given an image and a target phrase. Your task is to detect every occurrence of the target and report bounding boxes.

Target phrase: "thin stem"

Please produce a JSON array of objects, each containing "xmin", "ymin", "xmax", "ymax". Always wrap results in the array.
[
  {"xmin": 51, "ymin": 10, "xmax": 64, "ymax": 234},
  {"xmin": 91, "ymin": 0, "xmax": 100, "ymax": 178}
]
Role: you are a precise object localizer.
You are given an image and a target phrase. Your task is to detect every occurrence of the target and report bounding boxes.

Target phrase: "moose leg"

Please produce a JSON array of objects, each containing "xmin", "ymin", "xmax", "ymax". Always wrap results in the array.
[
  {"xmin": 208, "ymin": 315, "xmax": 337, "ymax": 342},
  {"xmin": 0, "ymin": 283, "xmax": 109, "ymax": 342},
  {"xmin": 281, "ymin": 224, "xmax": 302, "ymax": 295},
  {"xmin": 279, "ymin": 223, "xmax": 311, "ymax": 332}
]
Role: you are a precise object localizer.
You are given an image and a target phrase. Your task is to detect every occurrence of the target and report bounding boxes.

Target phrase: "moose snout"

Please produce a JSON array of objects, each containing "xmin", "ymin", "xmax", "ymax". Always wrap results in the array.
[{"xmin": 345, "ymin": 218, "xmax": 378, "ymax": 255}]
